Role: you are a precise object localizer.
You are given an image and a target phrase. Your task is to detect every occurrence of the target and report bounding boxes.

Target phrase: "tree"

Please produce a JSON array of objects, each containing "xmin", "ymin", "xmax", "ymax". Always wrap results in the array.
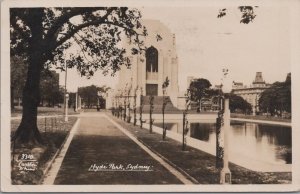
[
  {"xmin": 40, "ymin": 70, "xmax": 60, "ymax": 107},
  {"xmin": 11, "ymin": 55, "xmax": 28, "ymax": 110},
  {"xmin": 139, "ymin": 87, "xmax": 144, "ymax": 129},
  {"xmin": 11, "ymin": 56, "xmax": 63, "ymax": 109},
  {"xmin": 189, "ymin": 78, "xmax": 212, "ymax": 112},
  {"xmin": 11, "ymin": 7, "xmax": 148, "ymax": 143},
  {"xmin": 229, "ymin": 93, "xmax": 252, "ymax": 114},
  {"xmin": 259, "ymin": 74, "xmax": 291, "ymax": 116},
  {"xmin": 218, "ymin": 6, "xmax": 258, "ymax": 24},
  {"xmin": 78, "ymin": 85, "xmax": 109, "ymax": 108},
  {"xmin": 162, "ymin": 76, "xmax": 169, "ymax": 140},
  {"xmin": 133, "ymin": 86, "xmax": 139, "ymax": 126}
]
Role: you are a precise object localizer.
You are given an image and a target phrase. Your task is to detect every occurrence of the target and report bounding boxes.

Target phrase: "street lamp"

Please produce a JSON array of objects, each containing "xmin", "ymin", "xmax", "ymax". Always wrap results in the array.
[
  {"xmin": 97, "ymin": 91, "xmax": 101, "ymax": 111},
  {"xmin": 64, "ymin": 93, "xmax": 69, "ymax": 122},
  {"xmin": 64, "ymin": 62, "xmax": 69, "ymax": 122},
  {"xmin": 220, "ymin": 68, "xmax": 232, "ymax": 184},
  {"xmin": 182, "ymin": 89, "xmax": 191, "ymax": 151}
]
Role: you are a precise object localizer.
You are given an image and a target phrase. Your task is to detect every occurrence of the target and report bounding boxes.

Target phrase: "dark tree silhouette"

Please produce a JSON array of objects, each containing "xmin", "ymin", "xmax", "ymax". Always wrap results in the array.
[
  {"xmin": 10, "ymin": 56, "xmax": 28, "ymax": 110},
  {"xmin": 259, "ymin": 74, "xmax": 291, "ymax": 116},
  {"xmin": 78, "ymin": 85, "xmax": 109, "ymax": 108},
  {"xmin": 11, "ymin": 7, "xmax": 147, "ymax": 144},
  {"xmin": 229, "ymin": 93, "xmax": 252, "ymax": 114},
  {"xmin": 189, "ymin": 78, "xmax": 212, "ymax": 112}
]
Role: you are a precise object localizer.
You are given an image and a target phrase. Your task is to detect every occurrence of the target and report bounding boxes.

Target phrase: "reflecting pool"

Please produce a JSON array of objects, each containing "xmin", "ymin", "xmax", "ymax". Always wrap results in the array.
[{"xmin": 154, "ymin": 121, "xmax": 291, "ymax": 165}]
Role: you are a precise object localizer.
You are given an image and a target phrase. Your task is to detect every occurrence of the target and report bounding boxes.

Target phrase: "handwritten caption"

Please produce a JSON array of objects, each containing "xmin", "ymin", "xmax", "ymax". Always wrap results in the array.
[
  {"xmin": 88, "ymin": 163, "xmax": 153, "ymax": 172},
  {"xmin": 16, "ymin": 154, "xmax": 38, "ymax": 172}
]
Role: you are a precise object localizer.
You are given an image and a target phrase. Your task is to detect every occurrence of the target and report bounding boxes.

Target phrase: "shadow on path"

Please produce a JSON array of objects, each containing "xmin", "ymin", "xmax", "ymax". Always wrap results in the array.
[{"xmin": 54, "ymin": 117, "xmax": 182, "ymax": 184}]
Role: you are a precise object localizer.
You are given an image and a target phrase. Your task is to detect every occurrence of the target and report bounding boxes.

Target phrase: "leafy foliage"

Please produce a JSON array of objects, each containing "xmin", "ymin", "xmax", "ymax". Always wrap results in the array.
[
  {"xmin": 11, "ymin": 56, "xmax": 28, "ymax": 106},
  {"xmin": 189, "ymin": 78, "xmax": 212, "ymax": 103},
  {"xmin": 11, "ymin": 56, "xmax": 63, "ymax": 108},
  {"xmin": 217, "ymin": 6, "xmax": 258, "ymax": 24},
  {"xmin": 39, "ymin": 70, "xmax": 62, "ymax": 107},
  {"xmin": 78, "ymin": 85, "xmax": 110, "ymax": 108},
  {"xmin": 11, "ymin": 7, "xmax": 148, "ymax": 143},
  {"xmin": 162, "ymin": 76, "xmax": 170, "ymax": 91},
  {"xmin": 259, "ymin": 74, "xmax": 291, "ymax": 116},
  {"xmin": 11, "ymin": 7, "xmax": 148, "ymax": 77},
  {"xmin": 217, "ymin": 9, "xmax": 227, "ymax": 18},
  {"xmin": 238, "ymin": 6, "xmax": 257, "ymax": 24},
  {"xmin": 229, "ymin": 93, "xmax": 252, "ymax": 113},
  {"xmin": 189, "ymin": 78, "xmax": 213, "ymax": 112}
]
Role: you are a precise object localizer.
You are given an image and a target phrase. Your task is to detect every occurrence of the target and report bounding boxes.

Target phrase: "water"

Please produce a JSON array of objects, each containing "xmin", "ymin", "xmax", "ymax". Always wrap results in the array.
[{"xmin": 154, "ymin": 121, "xmax": 292, "ymax": 165}]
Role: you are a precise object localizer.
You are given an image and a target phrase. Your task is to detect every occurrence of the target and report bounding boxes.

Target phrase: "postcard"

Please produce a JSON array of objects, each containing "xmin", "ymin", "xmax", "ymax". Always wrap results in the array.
[{"xmin": 1, "ymin": 0, "xmax": 300, "ymax": 192}]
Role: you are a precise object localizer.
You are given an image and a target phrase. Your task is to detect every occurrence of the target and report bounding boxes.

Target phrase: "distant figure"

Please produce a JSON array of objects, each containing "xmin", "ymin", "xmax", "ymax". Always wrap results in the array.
[
  {"xmin": 73, "ymin": 104, "xmax": 76, "ymax": 112},
  {"xmin": 97, "ymin": 105, "xmax": 100, "ymax": 112}
]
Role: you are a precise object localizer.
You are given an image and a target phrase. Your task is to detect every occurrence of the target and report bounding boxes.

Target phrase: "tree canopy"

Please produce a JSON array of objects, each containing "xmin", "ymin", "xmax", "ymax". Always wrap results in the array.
[
  {"xmin": 11, "ymin": 8, "xmax": 147, "ymax": 76},
  {"xmin": 217, "ymin": 6, "xmax": 258, "ymax": 24},
  {"xmin": 189, "ymin": 78, "xmax": 212, "ymax": 102},
  {"xmin": 229, "ymin": 93, "xmax": 252, "ymax": 113},
  {"xmin": 259, "ymin": 74, "xmax": 291, "ymax": 116},
  {"xmin": 78, "ymin": 85, "xmax": 110, "ymax": 108},
  {"xmin": 189, "ymin": 78, "xmax": 213, "ymax": 112},
  {"xmin": 11, "ymin": 7, "xmax": 148, "ymax": 143},
  {"xmin": 10, "ymin": 56, "xmax": 28, "ymax": 109},
  {"xmin": 39, "ymin": 70, "xmax": 62, "ymax": 107}
]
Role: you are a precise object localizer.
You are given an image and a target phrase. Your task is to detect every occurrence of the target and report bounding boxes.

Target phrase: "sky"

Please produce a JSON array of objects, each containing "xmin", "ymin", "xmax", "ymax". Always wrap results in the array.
[{"xmin": 58, "ymin": 6, "xmax": 291, "ymax": 92}]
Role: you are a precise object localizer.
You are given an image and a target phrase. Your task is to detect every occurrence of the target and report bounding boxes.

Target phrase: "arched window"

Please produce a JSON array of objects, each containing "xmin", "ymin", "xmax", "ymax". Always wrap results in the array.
[{"xmin": 146, "ymin": 46, "xmax": 158, "ymax": 72}]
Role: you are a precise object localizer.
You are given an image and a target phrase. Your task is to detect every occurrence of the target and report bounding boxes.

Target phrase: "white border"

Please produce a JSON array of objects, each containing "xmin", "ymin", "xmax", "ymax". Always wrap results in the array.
[{"xmin": 1, "ymin": 0, "xmax": 300, "ymax": 192}]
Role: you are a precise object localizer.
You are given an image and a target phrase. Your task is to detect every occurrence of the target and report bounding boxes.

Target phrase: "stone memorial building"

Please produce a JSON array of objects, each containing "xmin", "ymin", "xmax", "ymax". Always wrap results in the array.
[{"xmin": 107, "ymin": 20, "xmax": 180, "ymax": 110}]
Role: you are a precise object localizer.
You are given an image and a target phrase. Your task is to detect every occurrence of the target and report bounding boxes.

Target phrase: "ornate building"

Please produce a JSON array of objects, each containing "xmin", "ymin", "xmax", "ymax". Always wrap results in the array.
[
  {"xmin": 232, "ymin": 72, "xmax": 270, "ymax": 114},
  {"xmin": 107, "ymin": 20, "xmax": 179, "ymax": 109}
]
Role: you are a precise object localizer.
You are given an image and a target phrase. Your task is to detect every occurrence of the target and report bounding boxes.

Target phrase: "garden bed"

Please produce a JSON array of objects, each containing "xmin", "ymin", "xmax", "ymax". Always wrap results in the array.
[{"xmin": 11, "ymin": 116, "xmax": 77, "ymax": 185}]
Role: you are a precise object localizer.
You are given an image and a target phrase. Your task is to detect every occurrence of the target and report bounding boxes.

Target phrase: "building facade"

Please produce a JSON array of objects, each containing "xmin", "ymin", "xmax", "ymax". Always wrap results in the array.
[
  {"xmin": 232, "ymin": 72, "xmax": 270, "ymax": 114},
  {"xmin": 107, "ymin": 20, "xmax": 179, "ymax": 109}
]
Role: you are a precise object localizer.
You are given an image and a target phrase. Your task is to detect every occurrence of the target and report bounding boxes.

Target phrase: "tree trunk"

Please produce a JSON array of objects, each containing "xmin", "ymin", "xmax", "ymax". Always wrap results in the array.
[
  {"xmin": 11, "ymin": 86, "xmax": 15, "ymax": 110},
  {"xmin": 13, "ymin": 57, "xmax": 43, "ymax": 144},
  {"xmin": 197, "ymin": 99, "xmax": 201, "ymax": 112},
  {"xmin": 13, "ymin": 9, "xmax": 44, "ymax": 144}
]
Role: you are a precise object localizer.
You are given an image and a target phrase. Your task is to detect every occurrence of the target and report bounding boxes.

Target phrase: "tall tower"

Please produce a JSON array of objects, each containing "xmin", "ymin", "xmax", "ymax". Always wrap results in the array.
[
  {"xmin": 253, "ymin": 72, "xmax": 265, "ymax": 84},
  {"xmin": 252, "ymin": 72, "xmax": 265, "ymax": 87},
  {"xmin": 116, "ymin": 20, "xmax": 179, "ymax": 107}
]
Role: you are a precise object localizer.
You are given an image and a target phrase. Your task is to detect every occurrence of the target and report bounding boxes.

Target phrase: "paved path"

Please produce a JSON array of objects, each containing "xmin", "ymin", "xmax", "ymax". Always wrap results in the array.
[{"xmin": 51, "ymin": 113, "xmax": 184, "ymax": 184}]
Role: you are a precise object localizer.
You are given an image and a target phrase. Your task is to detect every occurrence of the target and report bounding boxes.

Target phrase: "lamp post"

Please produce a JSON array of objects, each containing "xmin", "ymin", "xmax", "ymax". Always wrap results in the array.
[
  {"xmin": 64, "ymin": 93, "xmax": 69, "ymax": 122},
  {"xmin": 162, "ymin": 77, "xmax": 170, "ymax": 140},
  {"xmin": 219, "ymin": 68, "xmax": 232, "ymax": 184},
  {"xmin": 75, "ymin": 89, "xmax": 78, "ymax": 112},
  {"xmin": 182, "ymin": 90, "xmax": 191, "ymax": 151},
  {"xmin": 64, "ymin": 62, "xmax": 69, "ymax": 122},
  {"xmin": 97, "ymin": 91, "xmax": 104, "ymax": 112}
]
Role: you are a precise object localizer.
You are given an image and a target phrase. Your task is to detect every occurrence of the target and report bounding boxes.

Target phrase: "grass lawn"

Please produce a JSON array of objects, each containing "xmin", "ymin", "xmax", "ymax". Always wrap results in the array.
[
  {"xmin": 11, "ymin": 116, "xmax": 78, "ymax": 185},
  {"xmin": 111, "ymin": 114, "xmax": 291, "ymax": 184},
  {"xmin": 11, "ymin": 107, "xmax": 80, "ymax": 117},
  {"xmin": 231, "ymin": 113, "xmax": 291, "ymax": 123}
]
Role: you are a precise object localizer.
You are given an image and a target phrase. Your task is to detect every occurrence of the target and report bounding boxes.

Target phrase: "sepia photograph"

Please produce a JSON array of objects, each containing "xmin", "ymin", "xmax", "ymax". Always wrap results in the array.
[{"xmin": 1, "ymin": 0, "xmax": 300, "ymax": 192}]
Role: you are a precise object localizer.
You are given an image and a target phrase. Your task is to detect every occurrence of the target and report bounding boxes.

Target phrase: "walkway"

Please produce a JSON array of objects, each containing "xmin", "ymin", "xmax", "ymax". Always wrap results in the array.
[{"xmin": 45, "ymin": 112, "xmax": 188, "ymax": 185}]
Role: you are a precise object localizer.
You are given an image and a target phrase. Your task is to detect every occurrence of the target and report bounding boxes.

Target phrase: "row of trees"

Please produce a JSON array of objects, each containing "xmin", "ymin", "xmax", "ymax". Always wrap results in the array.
[
  {"xmin": 77, "ymin": 85, "xmax": 110, "ymax": 109},
  {"xmin": 259, "ymin": 73, "xmax": 291, "ymax": 116},
  {"xmin": 11, "ymin": 55, "xmax": 110, "ymax": 109},
  {"xmin": 189, "ymin": 73, "xmax": 292, "ymax": 117},
  {"xmin": 10, "ymin": 6, "xmax": 258, "ymax": 144},
  {"xmin": 189, "ymin": 78, "xmax": 252, "ymax": 114},
  {"xmin": 11, "ymin": 55, "xmax": 64, "ymax": 109},
  {"xmin": 11, "ymin": 7, "xmax": 148, "ymax": 143}
]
